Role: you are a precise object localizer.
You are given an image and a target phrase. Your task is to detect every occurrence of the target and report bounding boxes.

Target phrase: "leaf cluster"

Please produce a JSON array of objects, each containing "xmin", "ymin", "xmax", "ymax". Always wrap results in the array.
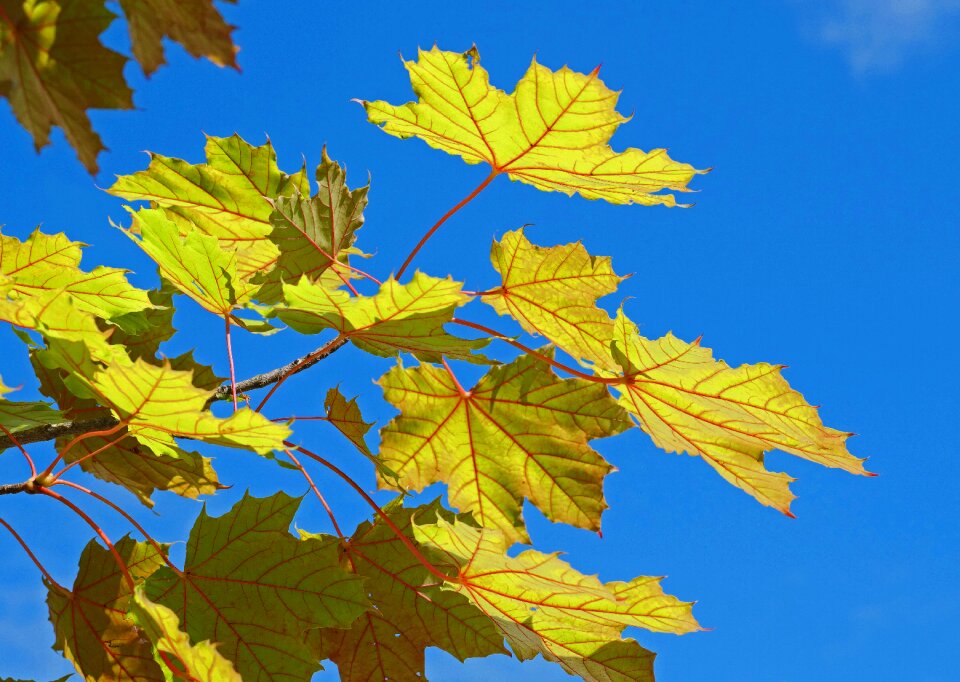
[{"xmin": 0, "ymin": 46, "xmax": 870, "ymax": 682}]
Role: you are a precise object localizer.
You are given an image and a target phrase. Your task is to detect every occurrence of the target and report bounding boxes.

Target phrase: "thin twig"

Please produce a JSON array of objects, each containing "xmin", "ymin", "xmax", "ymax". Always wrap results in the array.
[
  {"xmin": 0, "ymin": 517, "xmax": 66, "ymax": 591},
  {"xmin": 396, "ymin": 170, "xmax": 499, "ymax": 279},
  {"xmin": 0, "ymin": 424, "xmax": 35, "ymax": 477},
  {"xmin": 288, "ymin": 442, "xmax": 458, "ymax": 584},
  {"xmin": 38, "ymin": 487, "xmax": 134, "ymax": 591},
  {"xmin": 0, "ymin": 339, "xmax": 351, "ymax": 454}
]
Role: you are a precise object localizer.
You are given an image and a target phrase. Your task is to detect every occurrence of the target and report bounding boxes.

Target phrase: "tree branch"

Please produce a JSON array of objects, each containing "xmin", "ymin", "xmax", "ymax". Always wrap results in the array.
[{"xmin": 0, "ymin": 337, "xmax": 349, "ymax": 453}]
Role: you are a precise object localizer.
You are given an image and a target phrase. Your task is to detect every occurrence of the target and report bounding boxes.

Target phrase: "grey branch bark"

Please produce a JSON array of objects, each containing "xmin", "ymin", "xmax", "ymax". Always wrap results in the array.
[{"xmin": 0, "ymin": 337, "xmax": 349, "ymax": 456}]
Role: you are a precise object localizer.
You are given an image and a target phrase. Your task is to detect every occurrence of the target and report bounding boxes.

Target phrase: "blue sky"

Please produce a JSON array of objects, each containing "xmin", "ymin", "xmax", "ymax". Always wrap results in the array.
[{"xmin": 1, "ymin": 1, "xmax": 957, "ymax": 680}]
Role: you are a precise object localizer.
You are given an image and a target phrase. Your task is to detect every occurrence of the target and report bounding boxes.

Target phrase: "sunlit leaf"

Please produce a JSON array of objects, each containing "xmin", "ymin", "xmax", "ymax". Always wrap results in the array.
[
  {"xmin": 0, "ymin": 228, "xmax": 153, "ymax": 325},
  {"xmin": 364, "ymin": 46, "xmax": 703, "ymax": 206},
  {"xmin": 415, "ymin": 516, "xmax": 698, "ymax": 682},
  {"xmin": 118, "ymin": 0, "xmax": 238, "ymax": 76},
  {"xmin": 108, "ymin": 134, "xmax": 310, "ymax": 295},
  {"xmin": 47, "ymin": 537, "xmax": 167, "ymax": 682},
  {"xmin": 145, "ymin": 492, "xmax": 369, "ymax": 681},
  {"xmin": 379, "ymin": 351, "xmax": 632, "ymax": 543},
  {"xmin": 129, "ymin": 587, "xmax": 241, "ymax": 682},
  {"xmin": 30, "ymin": 351, "xmax": 225, "ymax": 506},
  {"xmin": 304, "ymin": 500, "xmax": 506, "ymax": 681},
  {"xmin": 278, "ymin": 272, "xmax": 489, "ymax": 363},
  {"xmin": 483, "ymin": 228, "xmax": 622, "ymax": 368},
  {"xmin": 605, "ymin": 310, "xmax": 870, "ymax": 514},
  {"xmin": 0, "ymin": 0, "xmax": 132, "ymax": 172},
  {"xmin": 0, "ymin": 376, "xmax": 64, "ymax": 436},
  {"xmin": 257, "ymin": 148, "xmax": 368, "ymax": 303}
]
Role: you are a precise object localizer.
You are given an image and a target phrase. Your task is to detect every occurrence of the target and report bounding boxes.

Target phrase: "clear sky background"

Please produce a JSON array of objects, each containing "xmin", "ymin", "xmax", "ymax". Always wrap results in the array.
[{"xmin": 1, "ymin": 1, "xmax": 957, "ymax": 680}]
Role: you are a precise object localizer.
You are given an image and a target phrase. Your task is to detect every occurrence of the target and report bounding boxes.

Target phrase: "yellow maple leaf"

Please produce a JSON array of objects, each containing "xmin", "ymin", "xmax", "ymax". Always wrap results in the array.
[{"xmin": 363, "ymin": 46, "xmax": 705, "ymax": 206}]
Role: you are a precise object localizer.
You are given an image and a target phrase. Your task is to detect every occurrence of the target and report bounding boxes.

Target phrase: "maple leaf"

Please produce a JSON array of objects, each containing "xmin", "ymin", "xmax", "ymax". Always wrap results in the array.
[
  {"xmin": 121, "ymin": 208, "xmax": 273, "ymax": 332},
  {"xmin": 1, "ymin": 288, "xmax": 118, "ymax": 362},
  {"xmin": 47, "ymin": 537, "xmax": 167, "ymax": 682},
  {"xmin": 277, "ymin": 272, "xmax": 489, "ymax": 363},
  {"xmin": 415, "ymin": 516, "xmax": 698, "ymax": 682},
  {"xmin": 144, "ymin": 492, "xmax": 369, "ymax": 681},
  {"xmin": 483, "ymin": 228, "xmax": 623, "ymax": 368},
  {"xmin": 605, "ymin": 310, "xmax": 870, "ymax": 514},
  {"xmin": 109, "ymin": 134, "xmax": 310, "ymax": 297},
  {"xmin": 379, "ymin": 351, "xmax": 632, "ymax": 543},
  {"xmin": 129, "ymin": 587, "xmax": 241, "ymax": 682},
  {"xmin": 36, "ymin": 337, "xmax": 288, "ymax": 457},
  {"xmin": 30, "ymin": 351, "xmax": 225, "ymax": 506},
  {"xmin": 304, "ymin": 500, "xmax": 507, "ymax": 681},
  {"xmin": 363, "ymin": 46, "xmax": 704, "ymax": 206},
  {"xmin": 0, "ymin": 376, "xmax": 64, "ymax": 435},
  {"xmin": 118, "ymin": 0, "xmax": 239, "ymax": 76},
  {"xmin": 0, "ymin": 0, "xmax": 132, "ymax": 172},
  {"xmin": 257, "ymin": 148, "xmax": 369, "ymax": 304},
  {"xmin": 0, "ymin": 228, "xmax": 154, "ymax": 327}
]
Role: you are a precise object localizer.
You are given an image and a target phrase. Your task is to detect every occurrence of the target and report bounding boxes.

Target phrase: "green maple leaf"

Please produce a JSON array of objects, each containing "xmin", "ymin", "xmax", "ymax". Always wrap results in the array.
[
  {"xmin": 109, "ymin": 134, "xmax": 310, "ymax": 301},
  {"xmin": 304, "ymin": 500, "xmax": 507, "ymax": 682},
  {"xmin": 257, "ymin": 148, "xmax": 368, "ymax": 304},
  {"xmin": 363, "ymin": 46, "xmax": 704, "ymax": 206},
  {"xmin": 47, "ymin": 537, "xmax": 167, "ymax": 682},
  {"xmin": 379, "ymin": 350, "xmax": 632, "ymax": 543},
  {"xmin": 118, "ymin": 0, "xmax": 238, "ymax": 76},
  {"xmin": 129, "ymin": 587, "xmax": 241, "ymax": 682},
  {"xmin": 277, "ymin": 272, "xmax": 489, "ymax": 363},
  {"xmin": 603, "ymin": 309, "xmax": 871, "ymax": 514},
  {"xmin": 144, "ymin": 492, "xmax": 369, "ymax": 681},
  {"xmin": 0, "ymin": 0, "xmax": 132, "ymax": 172},
  {"xmin": 36, "ymin": 337, "xmax": 288, "ymax": 457},
  {"xmin": 0, "ymin": 228, "xmax": 154, "ymax": 328},
  {"xmin": 415, "ymin": 517, "xmax": 699, "ymax": 682},
  {"xmin": 0, "ymin": 376, "xmax": 64, "ymax": 435},
  {"xmin": 482, "ymin": 228, "xmax": 623, "ymax": 368}
]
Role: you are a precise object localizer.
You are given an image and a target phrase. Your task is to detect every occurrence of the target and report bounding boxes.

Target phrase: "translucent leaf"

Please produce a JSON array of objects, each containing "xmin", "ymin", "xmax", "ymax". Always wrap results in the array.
[
  {"xmin": 0, "ymin": 228, "xmax": 153, "ymax": 325},
  {"xmin": 129, "ymin": 587, "xmax": 241, "ymax": 682},
  {"xmin": 31, "ymin": 351, "xmax": 224, "ymax": 506},
  {"xmin": 483, "ymin": 228, "xmax": 623, "ymax": 368},
  {"xmin": 278, "ymin": 272, "xmax": 489, "ymax": 363},
  {"xmin": 108, "ymin": 134, "xmax": 310, "ymax": 292},
  {"xmin": 144, "ymin": 492, "xmax": 369, "ymax": 681},
  {"xmin": 415, "ymin": 517, "xmax": 698, "ymax": 682},
  {"xmin": 363, "ymin": 46, "xmax": 704, "ymax": 206},
  {"xmin": 304, "ymin": 500, "xmax": 507, "ymax": 682},
  {"xmin": 379, "ymin": 351, "xmax": 632, "ymax": 543},
  {"xmin": 606, "ymin": 310, "xmax": 871, "ymax": 514},
  {"xmin": 47, "ymin": 537, "xmax": 167, "ymax": 682},
  {"xmin": 0, "ymin": 0, "xmax": 132, "ymax": 172},
  {"xmin": 0, "ymin": 376, "xmax": 64, "ymax": 436},
  {"xmin": 257, "ymin": 148, "xmax": 368, "ymax": 303},
  {"xmin": 39, "ymin": 339, "xmax": 288, "ymax": 457},
  {"xmin": 118, "ymin": 0, "xmax": 238, "ymax": 76}
]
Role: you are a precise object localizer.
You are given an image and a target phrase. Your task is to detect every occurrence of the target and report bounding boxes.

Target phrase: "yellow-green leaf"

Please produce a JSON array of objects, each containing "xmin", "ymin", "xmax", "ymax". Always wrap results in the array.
[
  {"xmin": 118, "ymin": 0, "xmax": 238, "ymax": 76},
  {"xmin": 0, "ymin": 0, "xmax": 132, "ymax": 172},
  {"xmin": 278, "ymin": 272, "xmax": 489, "ymax": 363},
  {"xmin": 483, "ymin": 228, "xmax": 623, "ymax": 368},
  {"xmin": 379, "ymin": 351, "xmax": 632, "ymax": 543},
  {"xmin": 363, "ymin": 46, "xmax": 703, "ymax": 206},
  {"xmin": 129, "ymin": 587, "xmax": 241, "ymax": 682},
  {"xmin": 1, "ymin": 228, "xmax": 153, "ymax": 324},
  {"xmin": 415, "ymin": 517, "xmax": 698, "ymax": 682},
  {"xmin": 304, "ymin": 500, "xmax": 507, "ymax": 681},
  {"xmin": 145, "ymin": 492, "xmax": 368, "ymax": 682},
  {"xmin": 0, "ymin": 376, "xmax": 64, "ymax": 436},
  {"xmin": 108, "ymin": 134, "xmax": 310, "ymax": 292},
  {"xmin": 257, "ymin": 148, "xmax": 368, "ymax": 303},
  {"xmin": 47, "ymin": 537, "xmax": 167, "ymax": 682},
  {"xmin": 606, "ymin": 310, "xmax": 870, "ymax": 514}
]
